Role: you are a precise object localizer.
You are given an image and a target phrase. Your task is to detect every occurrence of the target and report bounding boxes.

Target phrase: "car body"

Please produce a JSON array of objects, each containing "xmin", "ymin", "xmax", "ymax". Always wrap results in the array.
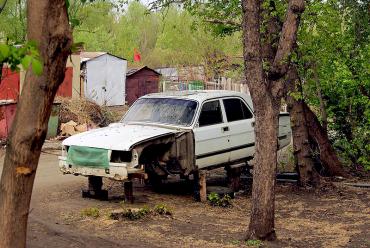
[{"xmin": 59, "ymin": 90, "xmax": 291, "ymax": 181}]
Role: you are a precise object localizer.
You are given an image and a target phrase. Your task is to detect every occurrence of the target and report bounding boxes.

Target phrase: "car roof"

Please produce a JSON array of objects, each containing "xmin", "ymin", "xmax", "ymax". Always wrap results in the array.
[{"xmin": 142, "ymin": 90, "xmax": 253, "ymax": 108}]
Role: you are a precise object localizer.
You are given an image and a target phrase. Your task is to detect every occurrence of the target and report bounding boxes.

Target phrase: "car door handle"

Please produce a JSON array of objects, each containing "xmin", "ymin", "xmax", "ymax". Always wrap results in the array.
[
  {"xmin": 251, "ymin": 122, "xmax": 255, "ymax": 127},
  {"xmin": 222, "ymin": 126, "xmax": 229, "ymax": 132}
]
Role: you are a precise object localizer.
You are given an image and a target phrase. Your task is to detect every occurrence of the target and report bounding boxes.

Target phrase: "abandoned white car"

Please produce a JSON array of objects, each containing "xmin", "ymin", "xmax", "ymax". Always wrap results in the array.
[{"xmin": 59, "ymin": 91, "xmax": 291, "ymax": 199}]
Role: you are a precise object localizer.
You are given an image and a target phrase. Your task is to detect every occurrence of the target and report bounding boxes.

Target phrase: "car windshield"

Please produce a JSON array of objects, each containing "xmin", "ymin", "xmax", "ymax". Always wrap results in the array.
[{"xmin": 122, "ymin": 98, "xmax": 198, "ymax": 126}]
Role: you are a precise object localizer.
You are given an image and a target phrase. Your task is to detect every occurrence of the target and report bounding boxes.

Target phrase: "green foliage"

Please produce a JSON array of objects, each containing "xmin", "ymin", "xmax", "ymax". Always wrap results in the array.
[
  {"xmin": 245, "ymin": 239, "xmax": 263, "ymax": 247},
  {"xmin": 208, "ymin": 192, "xmax": 219, "ymax": 204},
  {"xmin": 288, "ymin": 90, "xmax": 304, "ymax": 101},
  {"xmin": 1, "ymin": 0, "xmax": 243, "ymax": 78},
  {"xmin": 71, "ymin": 1, "xmax": 242, "ymax": 77},
  {"xmin": 110, "ymin": 204, "xmax": 173, "ymax": 221},
  {"xmin": 118, "ymin": 206, "xmax": 151, "ymax": 220},
  {"xmin": 208, "ymin": 192, "xmax": 232, "ymax": 207},
  {"xmin": 297, "ymin": 0, "xmax": 370, "ymax": 170},
  {"xmin": 153, "ymin": 203, "xmax": 172, "ymax": 216},
  {"xmin": 230, "ymin": 239, "xmax": 263, "ymax": 247},
  {"xmin": 80, "ymin": 207, "xmax": 100, "ymax": 218},
  {"xmin": 0, "ymin": 0, "xmax": 26, "ymax": 42},
  {"xmin": 184, "ymin": 0, "xmax": 242, "ymax": 36},
  {"xmin": 230, "ymin": 240, "xmax": 241, "ymax": 245},
  {"xmin": 0, "ymin": 42, "xmax": 43, "ymax": 75}
]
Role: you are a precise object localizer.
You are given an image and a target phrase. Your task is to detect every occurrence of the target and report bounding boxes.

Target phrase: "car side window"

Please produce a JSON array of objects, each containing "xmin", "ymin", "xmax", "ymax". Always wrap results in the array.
[
  {"xmin": 198, "ymin": 100, "xmax": 223, "ymax": 127},
  {"xmin": 223, "ymin": 98, "xmax": 253, "ymax": 122}
]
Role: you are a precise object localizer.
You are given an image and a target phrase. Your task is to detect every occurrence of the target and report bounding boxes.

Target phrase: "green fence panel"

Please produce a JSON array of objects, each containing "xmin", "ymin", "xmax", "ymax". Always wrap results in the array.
[
  {"xmin": 188, "ymin": 80, "xmax": 204, "ymax": 90},
  {"xmin": 47, "ymin": 103, "xmax": 61, "ymax": 139}
]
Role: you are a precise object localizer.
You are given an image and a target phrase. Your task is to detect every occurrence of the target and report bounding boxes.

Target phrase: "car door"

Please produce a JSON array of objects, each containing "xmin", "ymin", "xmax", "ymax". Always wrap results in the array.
[
  {"xmin": 193, "ymin": 99, "xmax": 230, "ymax": 169},
  {"xmin": 222, "ymin": 97, "xmax": 255, "ymax": 162}
]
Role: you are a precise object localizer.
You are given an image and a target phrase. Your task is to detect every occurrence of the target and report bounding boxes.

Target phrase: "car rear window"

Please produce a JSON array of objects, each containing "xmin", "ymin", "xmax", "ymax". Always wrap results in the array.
[
  {"xmin": 223, "ymin": 98, "xmax": 253, "ymax": 122},
  {"xmin": 198, "ymin": 100, "xmax": 223, "ymax": 127}
]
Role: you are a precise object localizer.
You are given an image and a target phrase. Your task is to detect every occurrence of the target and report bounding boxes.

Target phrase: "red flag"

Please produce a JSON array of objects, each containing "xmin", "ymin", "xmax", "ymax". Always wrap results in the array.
[{"xmin": 133, "ymin": 48, "xmax": 141, "ymax": 62}]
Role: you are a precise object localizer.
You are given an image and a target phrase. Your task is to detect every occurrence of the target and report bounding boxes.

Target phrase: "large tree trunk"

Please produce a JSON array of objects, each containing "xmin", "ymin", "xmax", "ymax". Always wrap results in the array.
[
  {"xmin": 302, "ymin": 101, "xmax": 346, "ymax": 177},
  {"xmin": 0, "ymin": 0, "xmax": 71, "ymax": 247},
  {"xmin": 242, "ymin": 0, "xmax": 277, "ymax": 240},
  {"xmin": 242, "ymin": 0, "xmax": 305, "ymax": 240},
  {"xmin": 285, "ymin": 67, "xmax": 320, "ymax": 186},
  {"xmin": 313, "ymin": 62, "xmax": 328, "ymax": 133},
  {"xmin": 248, "ymin": 98, "xmax": 281, "ymax": 240}
]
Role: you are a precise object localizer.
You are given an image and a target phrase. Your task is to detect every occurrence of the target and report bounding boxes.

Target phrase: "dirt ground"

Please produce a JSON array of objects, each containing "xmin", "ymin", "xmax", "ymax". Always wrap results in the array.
[{"xmin": 13, "ymin": 153, "xmax": 367, "ymax": 248}]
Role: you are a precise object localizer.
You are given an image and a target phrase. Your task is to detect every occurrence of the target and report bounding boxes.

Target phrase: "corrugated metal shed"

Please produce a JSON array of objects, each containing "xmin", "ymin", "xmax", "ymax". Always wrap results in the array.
[
  {"xmin": 0, "ymin": 67, "xmax": 20, "ymax": 101},
  {"xmin": 80, "ymin": 52, "xmax": 107, "ymax": 62},
  {"xmin": 126, "ymin": 66, "xmax": 161, "ymax": 105},
  {"xmin": 0, "ymin": 101, "xmax": 62, "ymax": 140},
  {"xmin": 0, "ymin": 101, "xmax": 17, "ymax": 140},
  {"xmin": 155, "ymin": 67, "xmax": 178, "ymax": 81},
  {"xmin": 57, "ymin": 67, "xmax": 73, "ymax": 97},
  {"xmin": 81, "ymin": 53, "xmax": 127, "ymax": 106}
]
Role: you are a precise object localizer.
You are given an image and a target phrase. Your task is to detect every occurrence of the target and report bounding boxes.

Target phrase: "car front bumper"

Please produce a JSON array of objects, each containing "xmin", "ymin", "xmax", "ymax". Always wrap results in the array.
[{"xmin": 58, "ymin": 156, "xmax": 143, "ymax": 181}]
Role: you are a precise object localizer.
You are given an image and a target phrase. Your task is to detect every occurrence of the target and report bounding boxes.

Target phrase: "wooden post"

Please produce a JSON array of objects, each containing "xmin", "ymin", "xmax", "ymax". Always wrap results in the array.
[
  {"xmin": 193, "ymin": 170, "xmax": 200, "ymax": 201},
  {"xmin": 88, "ymin": 176, "xmax": 103, "ymax": 192},
  {"xmin": 82, "ymin": 176, "xmax": 108, "ymax": 200},
  {"xmin": 226, "ymin": 167, "xmax": 242, "ymax": 192},
  {"xmin": 124, "ymin": 181, "xmax": 134, "ymax": 203},
  {"xmin": 199, "ymin": 171, "xmax": 207, "ymax": 202}
]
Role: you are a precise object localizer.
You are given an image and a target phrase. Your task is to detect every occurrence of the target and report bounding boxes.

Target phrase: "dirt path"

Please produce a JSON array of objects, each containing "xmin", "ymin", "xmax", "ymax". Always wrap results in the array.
[{"xmin": 0, "ymin": 153, "xmax": 369, "ymax": 247}]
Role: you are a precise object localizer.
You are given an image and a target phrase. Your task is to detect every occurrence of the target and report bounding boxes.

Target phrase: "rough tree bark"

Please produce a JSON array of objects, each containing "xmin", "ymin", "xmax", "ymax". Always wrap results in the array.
[
  {"xmin": 285, "ymin": 65, "xmax": 345, "ymax": 184},
  {"xmin": 242, "ymin": 0, "xmax": 279, "ymax": 239},
  {"xmin": 242, "ymin": 0, "xmax": 305, "ymax": 240},
  {"xmin": 0, "ymin": 0, "xmax": 72, "ymax": 247},
  {"xmin": 302, "ymin": 101, "xmax": 346, "ymax": 177},
  {"xmin": 313, "ymin": 62, "xmax": 328, "ymax": 133},
  {"xmin": 285, "ymin": 67, "xmax": 320, "ymax": 186}
]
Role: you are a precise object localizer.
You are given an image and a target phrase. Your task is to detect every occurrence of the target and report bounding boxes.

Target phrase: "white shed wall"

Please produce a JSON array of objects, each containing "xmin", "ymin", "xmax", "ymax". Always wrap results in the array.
[{"xmin": 85, "ymin": 54, "xmax": 127, "ymax": 106}]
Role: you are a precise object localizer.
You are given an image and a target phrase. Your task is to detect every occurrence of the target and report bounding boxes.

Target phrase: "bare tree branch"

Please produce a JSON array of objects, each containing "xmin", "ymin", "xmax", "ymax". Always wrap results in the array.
[
  {"xmin": 149, "ymin": 0, "xmax": 184, "ymax": 11},
  {"xmin": 75, "ymin": 28, "xmax": 97, "ymax": 34},
  {"xmin": 0, "ymin": 0, "xmax": 8, "ymax": 14},
  {"xmin": 269, "ymin": 0, "xmax": 305, "ymax": 81},
  {"xmin": 204, "ymin": 19, "xmax": 241, "ymax": 27}
]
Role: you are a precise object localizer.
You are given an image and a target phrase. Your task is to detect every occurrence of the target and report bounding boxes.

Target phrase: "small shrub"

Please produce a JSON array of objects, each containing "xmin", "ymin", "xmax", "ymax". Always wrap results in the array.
[
  {"xmin": 219, "ymin": 194, "xmax": 232, "ymax": 207},
  {"xmin": 100, "ymin": 106, "xmax": 117, "ymax": 126},
  {"xmin": 208, "ymin": 192, "xmax": 232, "ymax": 207},
  {"xmin": 245, "ymin": 239, "xmax": 263, "ymax": 247},
  {"xmin": 109, "ymin": 205, "xmax": 173, "ymax": 221},
  {"xmin": 208, "ymin": 192, "xmax": 220, "ymax": 205},
  {"xmin": 230, "ymin": 240, "xmax": 241, "ymax": 245},
  {"xmin": 81, "ymin": 207, "xmax": 100, "ymax": 218},
  {"xmin": 120, "ymin": 207, "xmax": 151, "ymax": 220},
  {"xmin": 154, "ymin": 204, "xmax": 172, "ymax": 216},
  {"xmin": 138, "ymin": 206, "xmax": 151, "ymax": 216}
]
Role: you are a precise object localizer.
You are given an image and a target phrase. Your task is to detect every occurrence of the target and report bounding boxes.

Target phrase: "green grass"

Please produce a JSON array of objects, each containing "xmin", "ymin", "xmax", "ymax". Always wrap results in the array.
[
  {"xmin": 245, "ymin": 239, "xmax": 263, "ymax": 247},
  {"xmin": 80, "ymin": 207, "xmax": 100, "ymax": 218}
]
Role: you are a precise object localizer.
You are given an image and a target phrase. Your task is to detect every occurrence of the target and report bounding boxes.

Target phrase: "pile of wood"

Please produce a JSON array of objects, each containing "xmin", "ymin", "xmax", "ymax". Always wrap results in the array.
[{"xmin": 60, "ymin": 120, "xmax": 88, "ymax": 136}]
